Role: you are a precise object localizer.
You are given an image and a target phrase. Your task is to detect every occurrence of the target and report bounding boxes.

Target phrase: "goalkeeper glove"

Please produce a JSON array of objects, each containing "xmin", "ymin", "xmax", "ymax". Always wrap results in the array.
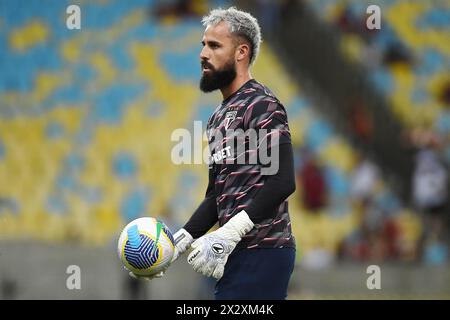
[{"xmin": 187, "ymin": 210, "xmax": 254, "ymax": 280}]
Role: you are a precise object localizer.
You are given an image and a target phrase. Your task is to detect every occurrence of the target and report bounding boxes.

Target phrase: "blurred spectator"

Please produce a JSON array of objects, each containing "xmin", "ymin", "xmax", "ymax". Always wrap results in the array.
[
  {"xmin": 348, "ymin": 99, "xmax": 374, "ymax": 143},
  {"xmin": 349, "ymin": 154, "xmax": 380, "ymax": 203},
  {"xmin": 412, "ymin": 148, "xmax": 448, "ymax": 212},
  {"xmin": 338, "ymin": 154, "xmax": 408, "ymax": 262},
  {"xmin": 297, "ymin": 151, "xmax": 328, "ymax": 212},
  {"xmin": 412, "ymin": 145, "xmax": 449, "ymax": 264},
  {"xmin": 339, "ymin": 197, "xmax": 402, "ymax": 262}
]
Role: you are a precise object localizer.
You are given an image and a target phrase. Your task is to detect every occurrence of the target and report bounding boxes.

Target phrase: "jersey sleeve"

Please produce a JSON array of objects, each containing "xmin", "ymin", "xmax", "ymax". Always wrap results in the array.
[{"xmin": 244, "ymin": 99, "xmax": 291, "ymax": 146}]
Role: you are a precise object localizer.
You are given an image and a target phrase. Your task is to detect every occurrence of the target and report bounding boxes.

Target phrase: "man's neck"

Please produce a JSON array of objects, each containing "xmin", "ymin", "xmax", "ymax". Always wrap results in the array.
[{"xmin": 220, "ymin": 72, "xmax": 252, "ymax": 101}]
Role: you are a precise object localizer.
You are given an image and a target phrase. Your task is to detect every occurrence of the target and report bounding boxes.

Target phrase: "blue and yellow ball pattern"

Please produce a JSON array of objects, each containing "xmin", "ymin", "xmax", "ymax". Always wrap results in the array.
[
  {"xmin": 124, "ymin": 233, "xmax": 161, "ymax": 269},
  {"xmin": 118, "ymin": 217, "xmax": 175, "ymax": 276}
]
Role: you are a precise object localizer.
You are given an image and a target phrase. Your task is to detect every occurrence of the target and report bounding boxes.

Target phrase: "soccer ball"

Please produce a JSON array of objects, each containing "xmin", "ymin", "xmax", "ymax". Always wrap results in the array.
[{"xmin": 118, "ymin": 217, "xmax": 175, "ymax": 277}]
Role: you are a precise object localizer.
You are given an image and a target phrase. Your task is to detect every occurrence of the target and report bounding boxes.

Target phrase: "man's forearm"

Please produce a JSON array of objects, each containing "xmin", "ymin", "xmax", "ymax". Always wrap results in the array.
[
  {"xmin": 183, "ymin": 163, "xmax": 219, "ymax": 238},
  {"xmin": 183, "ymin": 195, "xmax": 218, "ymax": 238}
]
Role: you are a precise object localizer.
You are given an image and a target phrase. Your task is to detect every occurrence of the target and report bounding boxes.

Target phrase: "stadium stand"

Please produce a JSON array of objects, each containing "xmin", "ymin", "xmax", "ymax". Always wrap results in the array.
[
  {"xmin": 309, "ymin": 0, "xmax": 450, "ymax": 153},
  {"xmin": 0, "ymin": 0, "xmax": 425, "ymax": 267}
]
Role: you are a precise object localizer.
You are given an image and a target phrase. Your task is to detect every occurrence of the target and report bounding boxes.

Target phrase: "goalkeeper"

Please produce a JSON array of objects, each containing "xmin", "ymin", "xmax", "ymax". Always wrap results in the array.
[{"xmin": 134, "ymin": 7, "xmax": 297, "ymax": 300}]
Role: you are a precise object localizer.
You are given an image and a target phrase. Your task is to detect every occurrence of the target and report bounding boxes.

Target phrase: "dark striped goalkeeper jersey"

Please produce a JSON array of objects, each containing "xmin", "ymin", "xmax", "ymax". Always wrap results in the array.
[{"xmin": 206, "ymin": 79, "xmax": 296, "ymax": 249}]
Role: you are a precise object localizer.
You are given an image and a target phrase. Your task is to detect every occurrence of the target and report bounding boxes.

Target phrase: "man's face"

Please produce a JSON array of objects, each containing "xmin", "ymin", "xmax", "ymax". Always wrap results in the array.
[{"xmin": 199, "ymin": 21, "xmax": 237, "ymax": 92}]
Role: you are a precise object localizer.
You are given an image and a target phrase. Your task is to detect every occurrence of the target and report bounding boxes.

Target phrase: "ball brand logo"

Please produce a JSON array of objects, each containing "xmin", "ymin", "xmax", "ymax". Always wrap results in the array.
[{"xmin": 212, "ymin": 243, "xmax": 224, "ymax": 254}]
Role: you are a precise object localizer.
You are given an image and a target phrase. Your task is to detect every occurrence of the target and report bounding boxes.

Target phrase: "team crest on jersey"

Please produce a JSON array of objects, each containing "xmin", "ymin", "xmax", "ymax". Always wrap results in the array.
[{"xmin": 223, "ymin": 111, "xmax": 237, "ymax": 130}]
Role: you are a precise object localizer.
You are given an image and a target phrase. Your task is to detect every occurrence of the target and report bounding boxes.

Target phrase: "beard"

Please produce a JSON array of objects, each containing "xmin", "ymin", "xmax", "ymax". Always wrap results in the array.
[{"xmin": 199, "ymin": 59, "xmax": 237, "ymax": 93}]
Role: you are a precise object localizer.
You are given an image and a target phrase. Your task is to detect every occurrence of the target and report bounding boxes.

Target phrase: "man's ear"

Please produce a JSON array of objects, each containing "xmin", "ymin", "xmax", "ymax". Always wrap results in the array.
[{"xmin": 236, "ymin": 43, "xmax": 250, "ymax": 63}]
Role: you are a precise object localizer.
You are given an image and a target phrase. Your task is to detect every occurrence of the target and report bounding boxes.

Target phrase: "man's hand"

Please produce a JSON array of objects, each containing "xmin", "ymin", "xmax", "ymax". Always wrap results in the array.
[
  {"xmin": 187, "ymin": 211, "xmax": 254, "ymax": 280},
  {"xmin": 127, "ymin": 228, "xmax": 194, "ymax": 281},
  {"xmin": 171, "ymin": 228, "xmax": 194, "ymax": 262}
]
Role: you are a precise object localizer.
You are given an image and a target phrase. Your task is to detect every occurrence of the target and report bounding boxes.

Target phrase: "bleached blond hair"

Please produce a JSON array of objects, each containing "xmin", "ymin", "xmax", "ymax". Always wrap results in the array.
[{"xmin": 202, "ymin": 7, "xmax": 262, "ymax": 65}]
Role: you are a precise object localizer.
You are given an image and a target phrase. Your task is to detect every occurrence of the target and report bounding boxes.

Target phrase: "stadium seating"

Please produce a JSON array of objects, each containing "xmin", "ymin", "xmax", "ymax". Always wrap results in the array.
[
  {"xmin": 0, "ymin": 0, "xmax": 422, "ymax": 263},
  {"xmin": 309, "ymin": 0, "xmax": 450, "ymax": 148}
]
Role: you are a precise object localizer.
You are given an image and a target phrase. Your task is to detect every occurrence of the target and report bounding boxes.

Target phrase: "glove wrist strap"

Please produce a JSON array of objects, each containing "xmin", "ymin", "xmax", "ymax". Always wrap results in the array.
[{"xmin": 224, "ymin": 210, "xmax": 254, "ymax": 238}]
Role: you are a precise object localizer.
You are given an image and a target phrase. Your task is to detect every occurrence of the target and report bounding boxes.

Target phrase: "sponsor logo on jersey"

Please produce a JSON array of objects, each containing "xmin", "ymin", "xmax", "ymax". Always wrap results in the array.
[{"xmin": 210, "ymin": 146, "xmax": 232, "ymax": 164}]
